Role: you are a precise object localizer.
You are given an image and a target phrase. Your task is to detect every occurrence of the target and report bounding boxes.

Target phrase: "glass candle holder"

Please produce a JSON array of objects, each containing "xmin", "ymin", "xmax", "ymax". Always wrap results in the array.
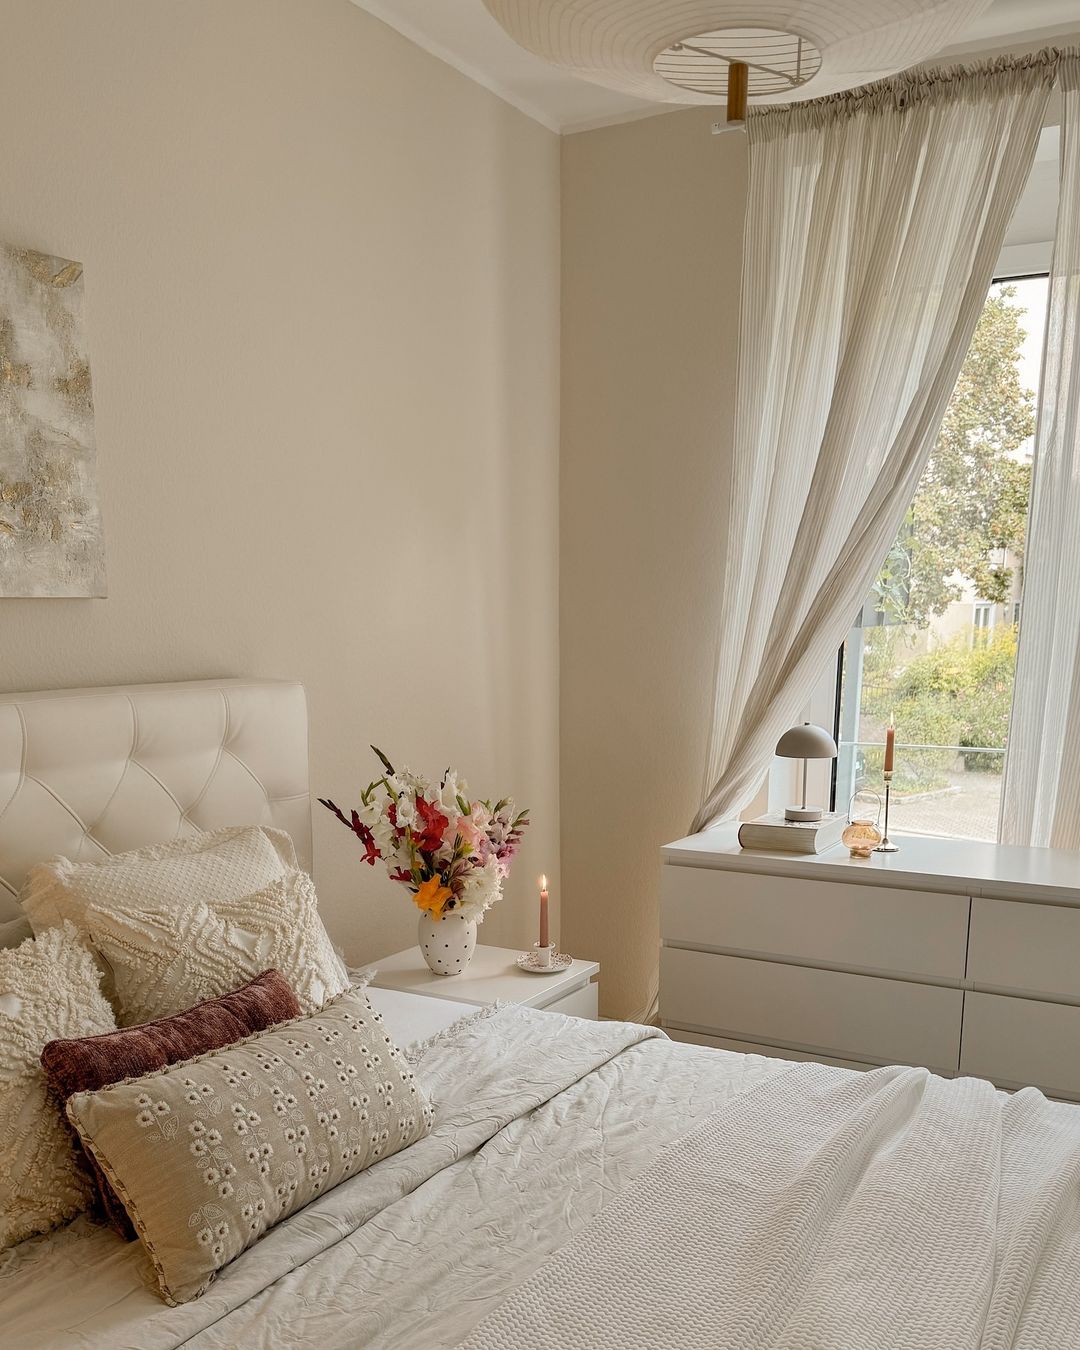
[{"xmin": 842, "ymin": 818, "xmax": 882, "ymax": 858}]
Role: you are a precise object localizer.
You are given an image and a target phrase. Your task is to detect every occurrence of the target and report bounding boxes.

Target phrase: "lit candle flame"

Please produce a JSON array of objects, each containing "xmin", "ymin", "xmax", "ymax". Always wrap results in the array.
[{"xmin": 539, "ymin": 874, "xmax": 548, "ymax": 891}]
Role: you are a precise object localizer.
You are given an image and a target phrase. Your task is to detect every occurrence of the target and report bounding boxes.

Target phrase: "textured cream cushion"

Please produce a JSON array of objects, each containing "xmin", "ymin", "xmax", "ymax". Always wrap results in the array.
[
  {"xmin": 66, "ymin": 986, "xmax": 434, "ymax": 1304},
  {"xmin": 83, "ymin": 868, "xmax": 349, "ymax": 1025},
  {"xmin": 20, "ymin": 825, "xmax": 297, "ymax": 934},
  {"xmin": 19, "ymin": 827, "xmax": 345, "ymax": 1025},
  {"xmin": 0, "ymin": 924, "xmax": 117, "ymax": 1247}
]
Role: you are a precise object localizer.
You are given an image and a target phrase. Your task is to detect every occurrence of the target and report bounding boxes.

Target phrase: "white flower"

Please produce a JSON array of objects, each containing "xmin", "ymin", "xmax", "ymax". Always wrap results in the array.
[
  {"xmin": 359, "ymin": 798, "xmax": 397, "ymax": 857},
  {"xmin": 438, "ymin": 771, "xmax": 468, "ymax": 819},
  {"xmin": 395, "ymin": 766, "xmax": 432, "ymax": 797},
  {"xmin": 454, "ymin": 856, "xmax": 503, "ymax": 923},
  {"xmin": 393, "ymin": 793, "xmax": 418, "ymax": 830}
]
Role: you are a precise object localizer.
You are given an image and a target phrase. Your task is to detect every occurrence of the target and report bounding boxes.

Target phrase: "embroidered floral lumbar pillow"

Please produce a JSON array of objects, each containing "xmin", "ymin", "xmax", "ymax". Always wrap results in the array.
[
  {"xmin": 64, "ymin": 985, "xmax": 434, "ymax": 1304},
  {"xmin": 41, "ymin": 969, "xmax": 303, "ymax": 1239}
]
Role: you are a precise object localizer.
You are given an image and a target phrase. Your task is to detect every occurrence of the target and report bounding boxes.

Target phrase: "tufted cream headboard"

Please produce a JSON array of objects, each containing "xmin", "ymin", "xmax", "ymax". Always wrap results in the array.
[{"xmin": 0, "ymin": 678, "xmax": 311, "ymax": 922}]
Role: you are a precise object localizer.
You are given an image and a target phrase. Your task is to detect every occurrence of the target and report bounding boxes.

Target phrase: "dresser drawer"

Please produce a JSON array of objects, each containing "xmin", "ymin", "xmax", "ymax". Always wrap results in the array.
[
  {"xmin": 661, "ymin": 865, "xmax": 968, "ymax": 981},
  {"xmin": 960, "ymin": 991, "xmax": 1080, "ymax": 1100},
  {"xmin": 968, "ymin": 898, "xmax": 1080, "ymax": 1001},
  {"xmin": 659, "ymin": 947, "xmax": 962, "ymax": 1073}
]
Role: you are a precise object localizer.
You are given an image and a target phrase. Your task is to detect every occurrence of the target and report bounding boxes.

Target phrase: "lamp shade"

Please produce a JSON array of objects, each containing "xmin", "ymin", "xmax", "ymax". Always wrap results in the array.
[
  {"xmin": 481, "ymin": 2, "xmax": 991, "ymax": 109},
  {"xmin": 775, "ymin": 722, "xmax": 837, "ymax": 760}
]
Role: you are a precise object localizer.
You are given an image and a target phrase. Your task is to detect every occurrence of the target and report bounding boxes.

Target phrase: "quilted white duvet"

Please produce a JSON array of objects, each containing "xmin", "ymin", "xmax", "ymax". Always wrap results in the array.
[{"xmin": 4, "ymin": 1004, "xmax": 1080, "ymax": 1349}]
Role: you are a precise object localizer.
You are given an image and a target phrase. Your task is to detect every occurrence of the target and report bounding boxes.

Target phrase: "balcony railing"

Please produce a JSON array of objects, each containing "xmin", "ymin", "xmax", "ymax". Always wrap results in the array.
[{"xmin": 835, "ymin": 739, "xmax": 1005, "ymax": 842}]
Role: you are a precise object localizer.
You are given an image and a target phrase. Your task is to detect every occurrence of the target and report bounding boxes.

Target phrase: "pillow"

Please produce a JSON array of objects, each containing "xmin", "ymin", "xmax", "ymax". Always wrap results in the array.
[
  {"xmin": 41, "ymin": 969, "xmax": 303, "ymax": 1239},
  {"xmin": 66, "ymin": 986, "xmax": 434, "ymax": 1305},
  {"xmin": 81, "ymin": 868, "xmax": 349, "ymax": 1026},
  {"xmin": 0, "ymin": 924, "xmax": 117, "ymax": 1248},
  {"xmin": 20, "ymin": 825, "xmax": 297, "ymax": 936}
]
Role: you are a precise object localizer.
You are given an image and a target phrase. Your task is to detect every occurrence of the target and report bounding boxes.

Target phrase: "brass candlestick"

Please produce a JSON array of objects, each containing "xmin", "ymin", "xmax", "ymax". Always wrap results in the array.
[{"xmin": 874, "ymin": 771, "xmax": 900, "ymax": 853}]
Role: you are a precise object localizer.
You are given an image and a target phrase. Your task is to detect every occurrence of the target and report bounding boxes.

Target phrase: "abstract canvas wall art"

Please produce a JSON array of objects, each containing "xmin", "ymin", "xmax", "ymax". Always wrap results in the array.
[{"xmin": 0, "ymin": 244, "xmax": 106, "ymax": 596}]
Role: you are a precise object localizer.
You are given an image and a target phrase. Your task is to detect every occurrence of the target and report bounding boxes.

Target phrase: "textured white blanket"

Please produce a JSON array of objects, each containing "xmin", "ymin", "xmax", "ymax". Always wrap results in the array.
[
  {"xmin": 461, "ymin": 1061, "xmax": 1080, "ymax": 1350},
  {"xmin": 9, "ymin": 1012, "xmax": 1080, "ymax": 1349}
]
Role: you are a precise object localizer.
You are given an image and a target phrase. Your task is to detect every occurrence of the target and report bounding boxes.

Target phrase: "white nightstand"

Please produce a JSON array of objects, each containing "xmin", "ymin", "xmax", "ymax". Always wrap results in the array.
[{"xmin": 363, "ymin": 944, "xmax": 600, "ymax": 1019}]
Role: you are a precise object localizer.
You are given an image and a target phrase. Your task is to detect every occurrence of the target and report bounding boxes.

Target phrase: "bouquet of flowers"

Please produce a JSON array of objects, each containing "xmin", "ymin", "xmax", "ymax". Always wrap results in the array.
[{"xmin": 319, "ymin": 748, "xmax": 529, "ymax": 923}]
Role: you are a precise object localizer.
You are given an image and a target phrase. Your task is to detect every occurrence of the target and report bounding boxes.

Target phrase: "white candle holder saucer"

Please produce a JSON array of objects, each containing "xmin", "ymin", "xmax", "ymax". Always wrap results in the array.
[{"xmin": 516, "ymin": 943, "xmax": 572, "ymax": 975}]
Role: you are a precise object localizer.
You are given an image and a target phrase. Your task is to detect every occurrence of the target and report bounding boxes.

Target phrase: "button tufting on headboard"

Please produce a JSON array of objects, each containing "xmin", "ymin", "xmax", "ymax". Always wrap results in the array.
[{"xmin": 0, "ymin": 679, "xmax": 311, "ymax": 921}]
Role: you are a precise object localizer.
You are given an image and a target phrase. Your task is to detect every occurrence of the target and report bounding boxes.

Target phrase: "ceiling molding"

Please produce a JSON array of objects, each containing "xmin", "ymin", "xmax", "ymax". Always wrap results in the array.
[
  {"xmin": 562, "ymin": 103, "xmax": 685, "ymax": 136},
  {"xmin": 350, "ymin": 0, "xmax": 563, "ymax": 133},
  {"xmin": 350, "ymin": 2, "xmax": 1080, "ymax": 137},
  {"xmin": 941, "ymin": 20, "xmax": 1080, "ymax": 55}
]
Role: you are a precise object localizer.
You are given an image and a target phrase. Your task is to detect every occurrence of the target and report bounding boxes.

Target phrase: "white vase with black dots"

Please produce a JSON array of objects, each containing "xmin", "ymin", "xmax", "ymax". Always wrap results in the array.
[{"xmin": 417, "ymin": 911, "xmax": 477, "ymax": 976}]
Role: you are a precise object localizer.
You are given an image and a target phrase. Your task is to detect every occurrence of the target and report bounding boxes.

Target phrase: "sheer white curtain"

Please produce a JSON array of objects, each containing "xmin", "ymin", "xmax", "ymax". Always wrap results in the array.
[
  {"xmin": 1000, "ymin": 54, "xmax": 1080, "ymax": 848},
  {"xmin": 692, "ymin": 55, "xmax": 1055, "ymax": 835}
]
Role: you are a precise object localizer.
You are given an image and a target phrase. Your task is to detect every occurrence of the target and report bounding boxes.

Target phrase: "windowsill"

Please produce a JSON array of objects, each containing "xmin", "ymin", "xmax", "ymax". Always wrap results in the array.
[{"xmin": 662, "ymin": 821, "xmax": 1080, "ymax": 904}]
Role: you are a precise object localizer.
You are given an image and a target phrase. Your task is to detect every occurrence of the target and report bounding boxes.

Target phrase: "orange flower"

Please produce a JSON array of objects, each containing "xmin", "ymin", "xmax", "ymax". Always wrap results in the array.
[{"xmin": 414, "ymin": 875, "xmax": 453, "ymax": 918}]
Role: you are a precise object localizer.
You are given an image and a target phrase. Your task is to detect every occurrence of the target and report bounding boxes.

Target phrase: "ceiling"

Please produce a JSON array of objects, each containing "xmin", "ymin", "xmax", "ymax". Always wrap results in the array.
[{"xmin": 349, "ymin": 1, "xmax": 1080, "ymax": 133}]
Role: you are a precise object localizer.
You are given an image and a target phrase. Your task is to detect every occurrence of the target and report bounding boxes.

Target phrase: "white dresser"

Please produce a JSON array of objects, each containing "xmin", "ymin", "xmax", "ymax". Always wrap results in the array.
[{"xmin": 660, "ymin": 825, "xmax": 1080, "ymax": 1099}]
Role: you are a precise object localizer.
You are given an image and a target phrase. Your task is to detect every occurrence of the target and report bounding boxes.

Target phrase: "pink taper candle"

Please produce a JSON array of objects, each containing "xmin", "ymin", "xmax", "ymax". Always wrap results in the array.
[
  {"xmin": 539, "ymin": 875, "xmax": 549, "ymax": 948},
  {"xmin": 884, "ymin": 720, "xmax": 895, "ymax": 775}
]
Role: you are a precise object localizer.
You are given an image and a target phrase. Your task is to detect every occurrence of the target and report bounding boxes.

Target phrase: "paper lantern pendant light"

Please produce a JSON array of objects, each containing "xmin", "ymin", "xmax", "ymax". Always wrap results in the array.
[{"xmin": 481, "ymin": 2, "xmax": 993, "ymax": 112}]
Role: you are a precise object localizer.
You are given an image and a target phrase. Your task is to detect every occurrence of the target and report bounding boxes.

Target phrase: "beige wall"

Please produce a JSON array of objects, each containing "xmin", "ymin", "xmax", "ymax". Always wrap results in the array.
[
  {"xmin": 0, "ymin": 0, "xmax": 560, "ymax": 961},
  {"xmin": 560, "ymin": 110, "xmax": 745, "ymax": 1019}
]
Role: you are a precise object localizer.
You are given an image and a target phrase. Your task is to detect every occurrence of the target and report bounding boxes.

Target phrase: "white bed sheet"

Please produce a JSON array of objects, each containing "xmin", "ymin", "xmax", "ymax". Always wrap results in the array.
[{"xmin": 364, "ymin": 985, "xmax": 477, "ymax": 1048}]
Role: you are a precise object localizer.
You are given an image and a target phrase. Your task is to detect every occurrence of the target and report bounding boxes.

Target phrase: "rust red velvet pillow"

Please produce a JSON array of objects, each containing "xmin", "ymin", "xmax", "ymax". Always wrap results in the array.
[{"xmin": 41, "ymin": 969, "xmax": 301, "ymax": 1238}]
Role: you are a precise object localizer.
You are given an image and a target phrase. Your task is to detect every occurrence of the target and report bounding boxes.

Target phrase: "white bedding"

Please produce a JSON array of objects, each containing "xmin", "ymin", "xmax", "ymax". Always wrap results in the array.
[
  {"xmin": 365, "ymin": 985, "xmax": 477, "ymax": 1049},
  {"xmin": 461, "ymin": 1059, "xmax": 1080, "ymax": 1350},
  {"xmin": 4, "ymin": 1002, "xmax": 1079, "ymax": 1350}
]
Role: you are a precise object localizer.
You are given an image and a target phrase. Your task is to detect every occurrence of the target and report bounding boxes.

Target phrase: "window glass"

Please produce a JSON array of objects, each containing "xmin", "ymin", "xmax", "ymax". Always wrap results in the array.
[{"xmin": 835, "ymin": 276, "xmax": 1048, "ymax": 842}]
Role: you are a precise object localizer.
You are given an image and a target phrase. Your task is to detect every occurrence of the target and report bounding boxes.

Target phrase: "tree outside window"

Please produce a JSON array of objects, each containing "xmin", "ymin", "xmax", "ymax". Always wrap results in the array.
[{"xmin": 836, "ymin": 277, "xmax": 1047, "ymax": 842}]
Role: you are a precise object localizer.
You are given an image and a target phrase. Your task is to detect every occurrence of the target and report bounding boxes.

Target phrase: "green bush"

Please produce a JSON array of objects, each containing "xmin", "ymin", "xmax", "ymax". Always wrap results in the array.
[{"xmin": 860, "ymin": 625, "xmax": 1015, "ymax": 784}]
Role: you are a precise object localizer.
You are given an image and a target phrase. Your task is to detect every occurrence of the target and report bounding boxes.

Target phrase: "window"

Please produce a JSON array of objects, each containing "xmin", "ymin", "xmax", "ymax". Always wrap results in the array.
[
  {"xmin": 833, "ymin": 274, "xmax": 1049, "ymax": 842},
  {"xmin": 972, "ymin": 603, "xmax": 994, "ymax": 645}
]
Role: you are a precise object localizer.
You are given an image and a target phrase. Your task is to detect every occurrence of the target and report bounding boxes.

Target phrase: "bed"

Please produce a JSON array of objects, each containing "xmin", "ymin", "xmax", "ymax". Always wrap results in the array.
[{"xmin": 2, "ymin": 680, "xmax": 1080, "ymax": 1350}]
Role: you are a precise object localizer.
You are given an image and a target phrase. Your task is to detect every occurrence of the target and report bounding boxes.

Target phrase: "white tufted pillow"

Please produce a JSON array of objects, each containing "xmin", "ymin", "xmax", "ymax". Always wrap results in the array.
[
  {"xmin": 0, "ymin": 923, "xmax": 118, "ymax": 1248},
  {"xmin": 81, "ymin": 869, "xmax": 349, "ymax": 1026},
  {"xmin": 19, "ymin": 825, "xmax": 297, "ymax": 937}
]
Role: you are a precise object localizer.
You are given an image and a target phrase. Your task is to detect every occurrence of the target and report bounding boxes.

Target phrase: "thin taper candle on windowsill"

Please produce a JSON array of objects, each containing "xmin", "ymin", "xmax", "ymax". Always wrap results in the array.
[{"xmin": 875, "ymin": 717, "xmax": 900, "ymax": 853}]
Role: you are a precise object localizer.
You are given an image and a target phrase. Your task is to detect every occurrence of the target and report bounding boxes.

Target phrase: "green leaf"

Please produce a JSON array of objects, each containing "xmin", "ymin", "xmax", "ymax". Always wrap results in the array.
[{"xmin": 371, "ymin": 746, "xmax": 396, "ymax": 777}]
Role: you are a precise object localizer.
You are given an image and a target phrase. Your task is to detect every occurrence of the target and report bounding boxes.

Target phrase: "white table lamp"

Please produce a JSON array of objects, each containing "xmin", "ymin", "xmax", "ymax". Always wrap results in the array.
[{"xmin": 775, "ymin": 722, "xmax": 838, "ymax": 822}]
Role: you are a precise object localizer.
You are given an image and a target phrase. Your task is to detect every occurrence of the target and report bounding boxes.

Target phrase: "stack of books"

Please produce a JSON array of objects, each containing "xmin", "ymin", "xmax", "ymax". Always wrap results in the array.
[{"xmin": 737, "ymin": 811, "xmax": 847, "ymax": 855}]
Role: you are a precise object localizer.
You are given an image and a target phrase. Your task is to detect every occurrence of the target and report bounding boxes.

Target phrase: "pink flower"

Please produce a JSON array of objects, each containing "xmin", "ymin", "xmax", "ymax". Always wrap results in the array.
[{"xmin": 451, "ymin": 813, "xmax": 482, "ymax": 852}]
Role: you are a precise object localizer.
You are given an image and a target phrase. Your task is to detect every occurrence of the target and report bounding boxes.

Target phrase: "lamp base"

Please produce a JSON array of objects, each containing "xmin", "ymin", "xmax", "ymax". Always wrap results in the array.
[{"xmin": 785, "ymin": 806, "xmax": 823, "ymax": 822}]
